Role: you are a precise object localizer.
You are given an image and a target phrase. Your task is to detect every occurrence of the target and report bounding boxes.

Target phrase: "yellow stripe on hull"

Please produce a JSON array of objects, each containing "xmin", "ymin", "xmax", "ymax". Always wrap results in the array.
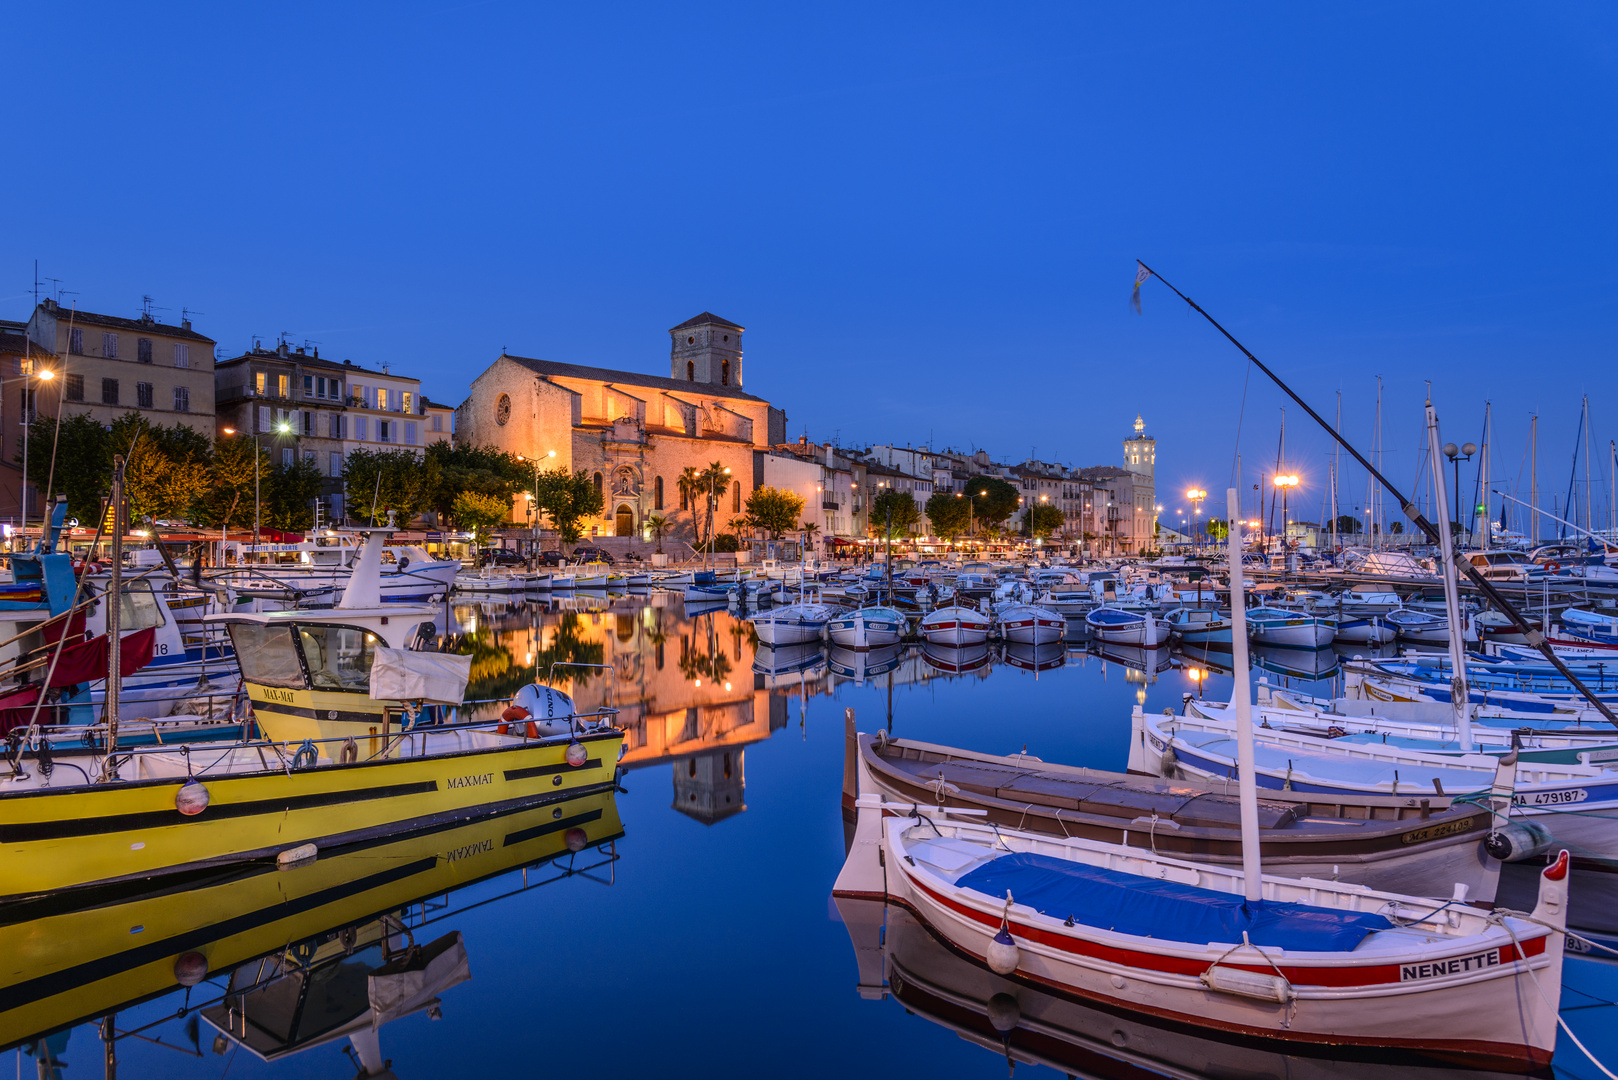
[
  {"xmin": 0, "ymin": 788, "xmax": 622, "ymax": 1049},
  {"xmin": 0, "ymin": 728, "xmax": 623, "ymax": 900}
]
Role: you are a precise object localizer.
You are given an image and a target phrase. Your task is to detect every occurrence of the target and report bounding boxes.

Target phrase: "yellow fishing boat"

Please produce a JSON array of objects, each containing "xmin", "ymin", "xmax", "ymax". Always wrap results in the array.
[{"xmin": 0, "ymin": 786, "xmax": 621, "ymax": 1052}]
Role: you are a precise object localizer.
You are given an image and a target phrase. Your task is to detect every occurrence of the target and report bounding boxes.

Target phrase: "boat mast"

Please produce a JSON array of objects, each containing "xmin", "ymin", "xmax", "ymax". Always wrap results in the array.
[
  {"xmin": 1331, "ymin": 391, "xmax": 1341, "ymax": 552},
  {"xmin": 105, "ymin": 456, "xmax": 125, "ymax": 778},
  {"xmin": 1584, "ymin": 396, "xmax": 1593, "ymax": 536},
  {"xmin": 1476, "ymin": 402, "xmax": 1491, "ymax": 547},
  {"xmin": 1426, "ymin": 404, "xmax": 1473, "ymax": 749},
  {"xmin": 1373, "ymin": 378, "xmax": 1383, "ymax": 551},
  {"xmin": 1531, "ymin": 414, "xmax": 1539, "ymax": 546},
  {"xmin": 1224, "ymin": 486, "xmax": 1260, "ymax": 901}
]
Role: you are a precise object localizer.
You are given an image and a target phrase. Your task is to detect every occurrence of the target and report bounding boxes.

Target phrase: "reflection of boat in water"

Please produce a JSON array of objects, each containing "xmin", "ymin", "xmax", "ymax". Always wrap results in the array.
[
  {"xmin": 0, "ymin": 788, "xmax": 623, "ymax": 1054},
  {"xmin": 836, "ymin": 898, "xmax": 1527, "ymax": 1080},
  {"xmin": 1087, "ymin": 641, "xmax": 1174, "ymax": 675},
  {"xmin": 1251, "ymin": 644, "xmax": 1340, "ymax": 680},
  {"xmin": 1000, "ymin": 642, "xmax": 1064, "ymax": 673},
  {"xmin": 921, "ymin": 642, "xmax": 990, "ymax": 675},
  {"xmin": 752, "ymin": 641, "xmax": 827, "ymax": 680},
  {"xmin": 828, "ymin": 644, "xmax": 904, "ymax": 683}
]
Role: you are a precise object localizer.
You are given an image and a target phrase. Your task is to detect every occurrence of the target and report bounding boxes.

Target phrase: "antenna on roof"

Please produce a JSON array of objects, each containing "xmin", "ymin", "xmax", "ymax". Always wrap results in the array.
[
  {"xmin": 381, "ymin": 361, "xmax": 391, "ymax": 374},
  {"xmin": 182, "ymin": 308, "xmax": 205, "ymax": 323},
  {"xmin": 140, "ymin": 296, "xmax": 169, "ymax": 318}
]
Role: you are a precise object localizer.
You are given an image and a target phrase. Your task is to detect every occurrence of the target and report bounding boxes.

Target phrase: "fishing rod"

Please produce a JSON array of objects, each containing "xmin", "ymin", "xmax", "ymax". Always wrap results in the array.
[{"xmin": 1136, "ymin": 261, "xmax": 1618, "ymax": 728}]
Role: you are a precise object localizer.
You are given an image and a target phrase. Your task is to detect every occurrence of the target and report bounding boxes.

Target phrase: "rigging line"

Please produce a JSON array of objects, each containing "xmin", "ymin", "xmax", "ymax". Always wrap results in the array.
[
  {"xmin": 1228, "ymin": 357, "xmax": 1253, "ymax": 489},
  {"xmin": 41, "ymin": 303, "xmax": 77, "ymax": 515},
  {"xmin": 1135, "ymin": 261, "xmax": 1618, "ymax": 728}
]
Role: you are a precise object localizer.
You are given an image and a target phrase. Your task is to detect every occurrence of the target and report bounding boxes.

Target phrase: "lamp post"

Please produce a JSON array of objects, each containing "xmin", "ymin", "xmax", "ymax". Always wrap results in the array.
[
  {"xmin": 224, "ymin": 421, "xmax": 293, "ymax": 556},
  {"xmin": 7, "ymin": 365, "xmax": 55, "ymax": 533},
  {"xmin": 1442, "ymin": 442, "xmax": 1477, "ymax": 547},
  {"xmin": 1272, "ymin": 474, "xmax": 1299, "ymax": 570},
  {"xmin": 1185, "ymin": 488, "xmax": 1206, "ymax": 555},
  {"xmin": 705, "ymin": 466, "xmax": 731, "ymax": 570},
  {"xmin": 516, "ymin": 450, "xmax": 557, "ymax": 552}
]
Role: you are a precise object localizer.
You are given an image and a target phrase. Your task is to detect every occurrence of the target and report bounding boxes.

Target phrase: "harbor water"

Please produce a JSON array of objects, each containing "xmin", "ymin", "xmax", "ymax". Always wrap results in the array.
[{"xmin": 11, "ymin": 592, "xmax": 1618, "ymax": 1079}]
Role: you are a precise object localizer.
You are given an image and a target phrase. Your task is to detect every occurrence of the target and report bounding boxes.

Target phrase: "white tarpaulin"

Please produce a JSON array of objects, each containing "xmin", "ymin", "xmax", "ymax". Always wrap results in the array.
[
  {"xmin": 369, "ymin": 932, "xmax": 471, "ymax": 1027},
  {"xmin": 369, "ymin": 648, "xmax": 472, "ymax": 705}
]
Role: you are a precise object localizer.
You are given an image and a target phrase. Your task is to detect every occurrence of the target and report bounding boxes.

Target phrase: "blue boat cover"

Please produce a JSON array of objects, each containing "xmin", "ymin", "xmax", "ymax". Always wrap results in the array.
[{"xmin": 955, "ymin": 852, "xmax": 1391, "ymax": 952}]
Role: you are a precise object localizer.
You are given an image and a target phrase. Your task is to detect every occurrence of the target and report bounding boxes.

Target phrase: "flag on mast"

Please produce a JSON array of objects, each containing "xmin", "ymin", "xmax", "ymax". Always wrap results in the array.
[{"xmin": 1131, "ymin": 262, "xmax": 1151, "ymax": 314}]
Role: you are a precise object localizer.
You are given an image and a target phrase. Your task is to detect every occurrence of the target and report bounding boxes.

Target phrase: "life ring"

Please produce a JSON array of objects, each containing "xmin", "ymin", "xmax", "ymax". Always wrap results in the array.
[
  {"xmin": 1545, "ymin": 562, "xmax": 1560, "ymax": 574},
  {"xmin": 86, "ymin": 561, "xmax": 102, "ymax": 574},
  {"xmin": 498, "ymin": 704, "xmax": 538, "ymax": 739}
]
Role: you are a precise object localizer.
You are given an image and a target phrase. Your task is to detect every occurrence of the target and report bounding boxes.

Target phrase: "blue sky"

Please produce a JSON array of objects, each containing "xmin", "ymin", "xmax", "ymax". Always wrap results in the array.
[{"xmin": 6, "ymin": 3, "xmax": 1618, "ymax": 531}]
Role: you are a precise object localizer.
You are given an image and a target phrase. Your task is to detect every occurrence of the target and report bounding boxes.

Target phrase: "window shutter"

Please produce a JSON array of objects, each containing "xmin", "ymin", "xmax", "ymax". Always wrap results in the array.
[{"xmin": 258, "ymin": 406, "xmax": 271, "ymax": 430}]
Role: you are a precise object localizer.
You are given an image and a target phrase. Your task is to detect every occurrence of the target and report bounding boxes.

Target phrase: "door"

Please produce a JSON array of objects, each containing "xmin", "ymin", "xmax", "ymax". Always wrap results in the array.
[{"xmin": 615, "ymin": 504, "xmax": 633, "ymax": 537}]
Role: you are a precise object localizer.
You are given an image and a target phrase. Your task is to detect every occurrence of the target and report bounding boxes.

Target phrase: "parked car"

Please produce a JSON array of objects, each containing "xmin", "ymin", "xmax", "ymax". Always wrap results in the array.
[
  {"xmin": 536, "ymin": 549, "xmax": 567, "ymax": 567},
  {"xmin": 569, "ymin": 546, "xmax": 615, "ymax": 564},
  {"xmin": 478, "ymin": 548, "xmax": 526, "ymax": 567}
]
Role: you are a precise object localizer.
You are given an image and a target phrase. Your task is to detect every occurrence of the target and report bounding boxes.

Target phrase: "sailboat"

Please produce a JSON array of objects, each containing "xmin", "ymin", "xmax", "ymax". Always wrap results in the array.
[{"xmin": 832, "ymin": 486, "xmax": 1568, "ymax": 1069}]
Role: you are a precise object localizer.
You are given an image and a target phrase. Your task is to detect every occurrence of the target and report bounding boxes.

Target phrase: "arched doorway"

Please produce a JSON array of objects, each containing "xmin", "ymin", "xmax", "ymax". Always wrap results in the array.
[{"xmin": 615, "ymin": 504, "xmax": 634, "ymax": 537}]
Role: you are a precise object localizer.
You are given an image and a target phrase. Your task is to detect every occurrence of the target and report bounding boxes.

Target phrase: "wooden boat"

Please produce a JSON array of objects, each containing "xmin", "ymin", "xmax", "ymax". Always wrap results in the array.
[
  {"xmin": 1246, "ymin": 606, "xmax": 1335, "ymax": 648},
  {"xmin": 1083, "ymin": 605, "xmax": 1169, "ymax": 647},
  {"xmin": 920, "ymin": 603, "xmax": 991, "ymax": 646},
  {"xmin": 994, "ymin": 602, "xmax": 1064, "ymax": 645},
  {"xmin": 851, "ymin": 732, "xmax": 1502, "ymax": 901},
  {"xmin": 752, "ymin": 602, "xmax": 836, "ymax": 646},
  {"xmin": 833, "ymin": 796, "xmax": 1566, "ymax": 1069},
  {"xmin": 829, "ymin": 605, "xmax": 906, "ymax": 649},
  {"xmin": 1165, "ymin": 606, "xmax": 1232, "ymax": 644}
]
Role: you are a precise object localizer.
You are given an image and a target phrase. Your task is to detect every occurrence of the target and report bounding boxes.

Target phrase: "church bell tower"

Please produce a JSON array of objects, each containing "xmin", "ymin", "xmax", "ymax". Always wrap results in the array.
[{"xmin": 669, "ymin": 313, "xmax": 744, "ymax": 390}]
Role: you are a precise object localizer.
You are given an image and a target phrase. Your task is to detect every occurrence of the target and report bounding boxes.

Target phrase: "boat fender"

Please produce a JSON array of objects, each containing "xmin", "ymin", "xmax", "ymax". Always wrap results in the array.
[
  {"xmin": 985, "ymin": 993, "xmax": 1019, "ymax": 1034},
  {"xmin": 175, "ymin": 778, "xmax": 210, "ymax": 816},
  {"xmin": 1484, "ymin": 820, "xmax": 1556, "ymax": 862},
  {"xmin": 290, "ymin": 741, "xmax": 319, "ymax": 771},
  {"xmin": 565, "ymin": 740, "xmax": 588, "ymax": 768},
  {"xmin": 1158, "ymin": 745, "xmax": 1178, "ymax": 777},
  {"xmin": 339, "ymin": 738, "xmax": 359, "ymax": 765},
  {"xmin": 564, "ymin": 826, "xmax": 589, "ymax": 852},
  {"xmin": 987, "ymin": 892, "xmax": 1021, "ymax": 975},
  {"xmin": 1200, "ymin": 964, "xmax": 1293, "ymax": 1003},
  {"xmin": 277, "ymin": 843, "xmax": 318, "ymax": 867},
  {"xmin": 173, "ymin": 952, "xmax": 208, "ymax": 987}
]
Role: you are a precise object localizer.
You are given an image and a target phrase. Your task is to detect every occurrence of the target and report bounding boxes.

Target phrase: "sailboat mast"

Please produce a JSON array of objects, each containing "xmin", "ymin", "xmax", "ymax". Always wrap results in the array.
[
  {"xmin": 1585, "ymin": 396, "xmax": 1593, "ymax": 535},
  {"xmin": 1531, "ymin": 414, "xmax": 1539, "ymax": 546},
  {"xmin": 1373, "ymin": 377, "xmax": 1383, "ymax": 550},
  {"xmin": 1427, "ymin": 404, "xmax": 1473, "ymax": 749},
  {"xmin": 1225, "ymin": 485, "xmax": 1261, "ymax": 902},
  {"xmin": 1331, "ymin": 391, "xmax": 1341, "ymax": 552}
]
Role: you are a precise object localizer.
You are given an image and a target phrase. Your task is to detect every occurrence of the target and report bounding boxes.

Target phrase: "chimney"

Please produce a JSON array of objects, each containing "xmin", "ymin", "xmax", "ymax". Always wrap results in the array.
[
  {"xmin": 181, "ymin": 319, "xmax": 191, "ymax": 331},
  {"xmin": 312, "ymin": 346, "xmax": 318, "ymax": 359},
  {"xmin": 296, "ymin": 345, "xmax": 306, "ymax": 355},
  {"xmin": 42, "ymin": 298, "xmax": 56, "ymax": 312},
  {"xmin": 277, "ymin": 341, "xmax": 289, "ymax": 358}
]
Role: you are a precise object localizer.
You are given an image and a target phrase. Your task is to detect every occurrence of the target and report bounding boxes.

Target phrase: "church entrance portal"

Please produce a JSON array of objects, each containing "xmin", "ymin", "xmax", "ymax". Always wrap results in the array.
[{"xmin": 615, "ymin": 504, "xmax": 634, "ymax": 537}]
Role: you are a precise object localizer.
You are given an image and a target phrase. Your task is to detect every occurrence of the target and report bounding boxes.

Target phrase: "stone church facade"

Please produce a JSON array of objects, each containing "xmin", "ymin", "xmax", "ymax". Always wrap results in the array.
[{"xmin": 455, "ymin": 313, "xmax": 787, "ymax": 548}]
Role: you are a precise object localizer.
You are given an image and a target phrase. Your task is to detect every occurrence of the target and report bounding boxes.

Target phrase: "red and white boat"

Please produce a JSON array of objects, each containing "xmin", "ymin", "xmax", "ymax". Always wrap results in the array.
[
  {"xmin": 833, "ymin": 797, "xmax": 1567, "ymax": 1070},
  {"xmin": 920, "ymin": 604, "xmax": 992, "ymax": 646},
  {"xmin": 994, "ymin": 602, "xmax": 1064, "ymax": 645}
]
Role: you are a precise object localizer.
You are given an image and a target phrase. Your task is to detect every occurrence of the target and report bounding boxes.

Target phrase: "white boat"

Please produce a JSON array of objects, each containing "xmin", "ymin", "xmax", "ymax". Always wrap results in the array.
[
  {"xmin": 828, "ymin": 605, "xmax": 906, "ymax": 650},
  {"xmin": 452, "ymin": 571, "xmax": 528, "ymax": 594},
  {"xmin": 1385, "ymin": 608, "xmax": 1451, "ymax": 646},
  {"xmin": 833, "ymin": 798, "xmax": 1566, "ymax": 1070},
  {"xmin": 213, "ymin": 536, "xmax": 458, "ymax": 602},
  {"xmin": 919, "ymin": 604, "xmax": 991, "ymax": 647},
  {"xmin": 1246, "ymin": 606, "xmax": 1335, "ymax": 648},
  {"xmin": 1164, "ymin": 607, "xmax": 1232, "ymax": 644},
  {"xmin": 1331, "ymin": 614, "xmax": 1395, "ymax": 645},
  {"xmin": 994, "ymin": 602, "xmax": 1064, "ymax": 645},
  {"xmin": 751, "ymin": 602, "xmax": 836, "ymax": 646},
  {"xmin": 1083, "ymin": 605, "xmax": 1169, "ymax": 647}
]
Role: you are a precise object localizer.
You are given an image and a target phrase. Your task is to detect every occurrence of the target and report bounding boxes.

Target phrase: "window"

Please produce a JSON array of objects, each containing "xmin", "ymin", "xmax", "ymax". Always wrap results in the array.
[
  {"xmin": 721, "ymin": 358, "xmax": 730, "ymax": 386},
  {"xmin": 69, "ymin": 328, "xmax": 83, "ymax": 355},
  {"xmin": 431, "ymin": 414, "xmax": 443, "ymax": 432},
  {"xmin": 137, "ymin": 338, "xmax": 152, "ymax": 364},
  {"xmin": 282, "ymin": 448, "xmax": 294, "ymax": 467},
  {"xmin": 304, "ymin": 450, "xmax": 317, "ymax": 466},
  {"xmin": 136, "ymin": 382, "xmax": 153, "ymax": 408},
  {"xmin": 401, "ymin": 391, "xmax": 412, "ymax": 414},
  {"xmin": 329, "ymin": 412, "xmax": 341, "ymax": 439},
  {"xmin": 654, "ymin": 476, "xmax": 664, "ymax": 509},
  {"xmin": 225, "ymin": 623, "xmax": 304, "ymax": 688},
  {"xmin": 686, "ymin": 361, "xmax": 694, "ymax": 381},
  {"xmin": 64, "ymin": 374, "xmax": 84, "ymax": 402},
  {"xmin": 377, "ymin": 387, "xmax": 388, "ymax": 412},
  {"xmin": 173, "ymin": 386, "xmax": 190, "ymax": 412},
  {"xmin": 356, "ymin": 416, "xmax": 368, "ymax": 440},
  {"xmin": 173, "ymin": 343, "xmax": 189, "ymax": 369},
  {"xmin": 378, "ymin": 420, "xmax": 390, "ymax": 443},
  {"xmin": 680, "ymin": 483, "xmax": 688, "ymax": 511},
  {"xmin": 733, "ymin": 480, "xmax": 741, "ymax": 512},
  {"xmin": 254, "ymin": 372, "xmax": 266, "ymax": 395},
  {"xmin": 276, "ymin": 374, "xmax": 289, "ymax": 398},
  {"xmin": 404, "ymin": 421, "xmax": 417, "ymax": 445},
  {"xmin": 295, "ymin": 624, "xmax": 379, "ymax": 692},
  {"xmin": 339, "ymin": 414, "xmax": 348, "ymax": 439},
  {"xmin": 101, "ymin": 378, "xmax": 119, "ymax": 405},
  {"xmin": 102, "ymin": 333, "xmax": 118, "ymax": 359},
  {"xmin": 593, "ymin": 472, "xmax": 603, "ymax": 497},
  {"xmin": 117, "ymin": 582, "xmax": 168, "ymax": 631},
  {"xmin": 303, "ymin": 375, "xmax": 313, "ymax": 396},
  {"xmin": 330, "ymin": 451, "xmax": 342, "ymax": 477}
]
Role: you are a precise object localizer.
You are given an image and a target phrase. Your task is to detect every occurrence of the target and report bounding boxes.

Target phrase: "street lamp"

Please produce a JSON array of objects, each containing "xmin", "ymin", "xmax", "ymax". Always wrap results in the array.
[
  {"xmin": 1272, "ymin": 474, "xmax": 1299, "ymax": 566},
  {"xmin": 225, "ymin": 421, "xmax": 293, "ymax": 555},
  {"xmin": 516, "ymin": 450, "xmax": 558, "ymax": 550},
  {"xmin": 1185, "ymin": 488, "xmax": 1206, "ymax": 554},
  {"xmin": 7, "ymin": 365, "xmax": 54, "ymax": 533},
  {"xmin": 705, "ymin": 466, "xmax": 731, "ymax": 569},
  {"xmin": 1442, "ymin": 442, "xmax": 1477, "ymax": 546}
]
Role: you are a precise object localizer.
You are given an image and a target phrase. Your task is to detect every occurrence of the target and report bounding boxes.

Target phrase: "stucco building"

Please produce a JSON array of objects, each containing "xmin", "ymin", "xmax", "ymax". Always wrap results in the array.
[{"xmin": 456, "ymin": 313, "xmax": 787, "ymax": 549}]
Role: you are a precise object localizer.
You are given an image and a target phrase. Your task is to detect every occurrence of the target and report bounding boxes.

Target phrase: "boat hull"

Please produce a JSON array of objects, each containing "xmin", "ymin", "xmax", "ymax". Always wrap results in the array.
[
  {"xmin": 920, "ymin": 607, "xmax": 991, "ymax": 647},
  {"xmin": 829, "ymin": 609, "xmax": 906, "ymax": 650}
]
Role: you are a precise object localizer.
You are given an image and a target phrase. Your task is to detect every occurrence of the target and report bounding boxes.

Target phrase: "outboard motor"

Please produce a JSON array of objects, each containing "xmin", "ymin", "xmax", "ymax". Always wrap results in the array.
[{"xmin": 500, "ymin": 683, "xmax": 580, "ymax": 738}]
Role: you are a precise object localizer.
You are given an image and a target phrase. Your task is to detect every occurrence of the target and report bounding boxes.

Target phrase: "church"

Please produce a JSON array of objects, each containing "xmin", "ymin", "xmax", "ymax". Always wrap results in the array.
[{"xmin": 455, "ymin": 314, "xmax": 787, "ymax": 547}]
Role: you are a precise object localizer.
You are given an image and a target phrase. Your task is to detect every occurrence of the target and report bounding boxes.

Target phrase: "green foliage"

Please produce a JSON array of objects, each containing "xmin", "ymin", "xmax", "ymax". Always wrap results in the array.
[
  {"xmin": 426, "ymin": 442, "xmax": 527, "ymax": 519},
  {"xmin": 1028, "ymin": 504, "xmax": 1064, "ymax": 537},
  {"xmin": 701, "ymin": 533, "xmax": 740, "ymax": 553},
  {"xmin": 1334, "ymin": 514, "xmax": 1363, "ymax": 534},
  {"xmin": 1205, "ymin": 518, "xmax": 1231, "ymax": 540},
  {"xmin": 193, "ymin": 436, "xmax": 269, "ymax": 531},
  {"xmin": 265, "ymin": 458, "xmax": 324, "ymax": 532},
  {"xmin": 697, "ymin": 461, "xmax": 730, "ymax": 547},
  {"xmin": 532, "ymin": 467, "xmax": 604, "ymax": 544},
  {"xmin": 25, "ymin": 412, "xmax": 110, "ymax": 522},
  {"xmin": 645, "ymin": 513, "xmax": 670, "ymax": 554},
  {"xmin": 343, "ymin": 448, "xmax": 440, "ymax": 524},
  {"xmin": 1389, "ymin": 521, "xmax": 1404, "ymax": 534},
  {"xmin": 966, "ymin": 475, "xmax": 1020, "ymax": 525},
  {"xmin": 745, "ymin": 485, "xmax": 805, "ymax": 538},
  {"xmin": 869, "ymin": 489, "xmax": 920, "ymax": 538},
  {"xmin": 453, "ymin": 490, "xmax": 510, "ymax": 549},
  {"xmin": 107, "ymin": 416, "xmax": 214, "ymax": 523},
  {"xmin": 925, "ymin": 491, "xmax": 971, "ymax": 538}
]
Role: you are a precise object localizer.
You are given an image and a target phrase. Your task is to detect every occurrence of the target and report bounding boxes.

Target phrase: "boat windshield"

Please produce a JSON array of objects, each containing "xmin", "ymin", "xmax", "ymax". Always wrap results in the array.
[
  {"xmin": 229, "ymin": 623, "xmax": 305, "ymax": 689},
  {"xmin": 296, "ymin": 624, "xmax": 380, "ymax": 692}
]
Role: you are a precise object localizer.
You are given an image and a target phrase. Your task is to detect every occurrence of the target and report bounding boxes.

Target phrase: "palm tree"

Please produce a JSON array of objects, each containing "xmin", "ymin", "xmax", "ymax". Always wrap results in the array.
[
  {"xmin": 699, "ymin": 461, "xmax": 729, "ymax": 550},
  {"xmin": 676, "ymin": 467, "xmax": 702, "ymax": 542},
  {"xmin": 646, "ymin": 513, "xmax": 670, "ymax": 554},
  {"xmin": 800, "ymin": 520, "xmax": 820, "ymax": 555}
]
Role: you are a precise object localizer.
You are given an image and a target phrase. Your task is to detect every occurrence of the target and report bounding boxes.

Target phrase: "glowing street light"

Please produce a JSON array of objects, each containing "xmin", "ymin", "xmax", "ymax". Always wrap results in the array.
[{"xmin": 1185, "ymin": 488, "xmax": 1207, "ymax": 553}]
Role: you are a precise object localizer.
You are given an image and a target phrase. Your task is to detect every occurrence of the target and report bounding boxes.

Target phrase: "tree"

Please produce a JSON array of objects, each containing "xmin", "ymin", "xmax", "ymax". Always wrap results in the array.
[
  {"xmin": 532, "ymin": 466, "xmax": 603, "ymax": 545},
  {"xmin": 925, "ymin": 491, "xmax": 971, "ymax": 539},
  {"xmin": 800, "ymin": 520, "xmax": 820, "ymax": 552},
  {"xmin": 343, "ymin": 449, "xmax": 440, "ymax": 524},
  {"xmin": 195, "ymin": 436, "xmax": 270, "ymax": 531},
  {"xmin": 1389, "ymin": 521, "xmax": 1404, "ymax": 535},
  {"xmin": 870, "ymin": 489, "xmax": 920, "ymax": 538},
  {"xmin": 426, "ymin": 442, "xmax": 528, "ymax": 521},
  {"xmin": 676, "ymin": 467, "xmax": 702, "ymax": 535},
  {"xmin": 645, "ymin": 513, "xmax": 670, "ymax": 554},
  {"xmin": 106, "ymin": 416, "xmax": 213, "ymax": 524},
  {"xmin": 698, "ymin": 461, "xmax": 730, "ymax": 548},
  {"xmin": 1028, "ymin": 504, "xmax": 1064, "ymax": 537},
  {"xmin": 965, "ymin": 476, "xmax": 1020, "ymax": 527},
  {"xmin": 265, "ymin": 458, "xmax": 324, "ymax": 532},
  {"xmin": 1334, "ymin": 514, "xmax": 1363, "ymax": 535},
  {"xmin": 727, "ymin": 515, "xmax": 752, "ymax": 545},
  {"xmin": 453, "ymin": 491, "xmax": 510, "ymax": 553},
  {"xmin": 1205, "ymin": 518, "xmax": 1230, "ymax": 540},
  {"xmin": 25, "ymin": 412, "xmax": 110, "ymax": 522},
  {"xmin": 745, "ymin": 485, "xmax": 805, "ymax": 538}
]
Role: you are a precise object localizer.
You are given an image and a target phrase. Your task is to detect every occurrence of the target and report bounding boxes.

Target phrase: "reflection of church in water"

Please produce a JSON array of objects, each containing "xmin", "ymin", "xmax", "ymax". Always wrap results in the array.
[{"xmin": 510, "ymin": 597, "xmax": 793, "ymax": 825}]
